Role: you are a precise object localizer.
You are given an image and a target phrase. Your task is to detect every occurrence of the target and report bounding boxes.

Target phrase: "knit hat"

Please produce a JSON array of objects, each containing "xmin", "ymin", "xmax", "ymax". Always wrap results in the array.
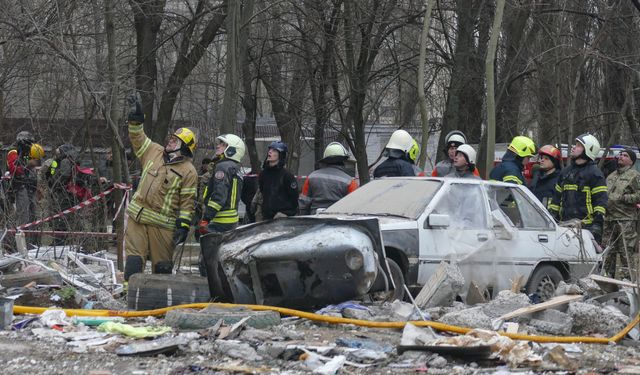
[{"xmin": 621, "ymin": 148, "xmax": 637, "ymax": 165}]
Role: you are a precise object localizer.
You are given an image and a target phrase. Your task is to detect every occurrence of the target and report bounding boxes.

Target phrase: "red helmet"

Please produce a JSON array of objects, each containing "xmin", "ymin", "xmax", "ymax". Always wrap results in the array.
[{"xmin": 538, "ymin": 145, "xmax": 561, "ymax": 161}]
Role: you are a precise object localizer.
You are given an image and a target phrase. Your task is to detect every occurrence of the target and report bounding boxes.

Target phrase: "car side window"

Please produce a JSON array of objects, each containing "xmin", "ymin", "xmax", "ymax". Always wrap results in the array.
[
  {"xmin": 432, "ymin": 183, "xmax": 487, "ymax": 229},
  {"xmin": 512, "ymin": 188, "xmax": 555, "ymax": 230},
  {"xmin": 488, "ymin": 186, "xmax": 522, "ymax": 227},
  {"xmin": 488, "ymin": 186, "xmax": 554, "ymax": 230}
]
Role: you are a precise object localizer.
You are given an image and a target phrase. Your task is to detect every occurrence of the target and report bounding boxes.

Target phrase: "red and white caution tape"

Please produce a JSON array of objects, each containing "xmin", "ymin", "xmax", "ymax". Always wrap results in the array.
[
  {"xmin": 15, "ymin": 183, "xmax": 131, "ymax": 230},
  {"xmin": 6, "ymin": 229, "xmax": 117, "ymax": 238}
]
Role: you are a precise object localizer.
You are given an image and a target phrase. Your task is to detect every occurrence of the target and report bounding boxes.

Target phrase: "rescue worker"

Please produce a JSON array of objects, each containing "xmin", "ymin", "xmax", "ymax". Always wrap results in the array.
[
  {"xmin": 548, "ymin": 133, "xmax": 607, "ymax": 243},
  {"xmin": 6, "ymin": 131, "xmax": 39, "ymax": 225},
  {"xmin": 489, "ymin": 136, "xmax": 536, "ymax": 185},
  {"xmin": 432, "ymin": 130, "xmax": 480, "ymax": 177},
  {"xmin": 199, "ymin": 134, "xmax": 245, "ymax": 234},
  {"xmin": 602, "ymin": 149, "xmax": 640, "ymax": 279},
  {"xmin": 529, "ymin": 145, "xmax": 561, "ymax": 207},
  {"xmin": 123, "ymin": 93, "xmax": 198, "ymax": 281},
  {"xmin": 373, "ymin": 129, "xmax": 415, "ymax": 178},
  {"xmin": 255, "ymin": 141, "xmax": 298, "ymax": 220},
  {"xmin": 299, "ymin": 142, "xmax": 358, "ymax": 215},
  {"xmin": 446, "ymin": 144, "xmax": 480, "ymax": 179}
]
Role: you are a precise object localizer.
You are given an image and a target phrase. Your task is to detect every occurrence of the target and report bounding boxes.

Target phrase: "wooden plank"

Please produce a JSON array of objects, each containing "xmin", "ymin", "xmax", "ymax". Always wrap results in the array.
[
  {"xmin": 414, "ymin": 262, "xmax": 448, "ymax": 307},
  {"xmin": 499, "ymin": 294, "xmax": 582, "ymax": 321},
  {"xmin": 589, "ymin": 274, "xmax": 638, "ymax": 288}
]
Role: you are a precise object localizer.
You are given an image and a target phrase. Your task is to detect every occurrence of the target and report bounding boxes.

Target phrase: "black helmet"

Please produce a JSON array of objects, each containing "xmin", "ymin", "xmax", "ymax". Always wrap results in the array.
[
  {"xmin": 267, "ymin": 140, "xmax": 288, "ymax": 167},
  {"xmin": 269, "ymin": 140, "xmax": 288, "ymax": 158}
]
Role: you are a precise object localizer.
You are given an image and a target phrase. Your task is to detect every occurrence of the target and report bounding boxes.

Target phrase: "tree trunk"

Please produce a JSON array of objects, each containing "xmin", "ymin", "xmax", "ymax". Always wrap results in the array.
[
  {"xmin": 105, "ymin": 0, "xmax": 127, "ymax": 270},
  {"xmin": 155, "ymin": 0, "xmax": 227, "ymax": 141},
  {"xmin": 130, "ymin": 0, "xmax": 166, "ymax": 141},
  {"xmin": 220, "ymin": 0, "xmax": 240, "ymax": 135},
  {"xmin": 417, "ymin": 0, "xmax": 436, "ymax": 169},
  {"xmin": 440, "ymin": 0, "xmax": 490, "ymax": 158},
  {"xmin": 238, "ymin": 0, "xmax": 260, "ymax": 171},
  {"xmin": 484, "ymin": 0, "xmax": 506, "ymax": 176}
]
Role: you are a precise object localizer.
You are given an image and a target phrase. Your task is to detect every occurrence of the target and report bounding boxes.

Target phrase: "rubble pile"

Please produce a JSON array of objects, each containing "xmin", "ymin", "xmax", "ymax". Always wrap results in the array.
[{"xmin": 0, "ymin": 254, "xmax": 638, "ymax": 374}]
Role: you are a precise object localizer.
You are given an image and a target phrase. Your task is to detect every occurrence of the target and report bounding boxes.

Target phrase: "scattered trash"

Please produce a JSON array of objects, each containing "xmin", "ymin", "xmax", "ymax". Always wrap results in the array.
[
  {"xmin": 73, "ymin": 316, "xmax": 125, "ymax": 326},
  {"xmin": 40, "ymin": 309, "xmax": 70, "ymax": 327},
  {"xmin": 313, "ymin": 355, "xmax": 346, "ymax": 375},
  {"xmin": 335, "ymin": 337, "xmax": 393, "ymax": 353},
  {"xmin": 116, "ymin": 336, "xmax": 188, "ymax": 356},
  {"xmin": 97, "ymin": 322, "xmax": 172, "ymax": 338},
  {"xmin": 0, "ymin": 297, "xmax": 14, "ymax": 329}
]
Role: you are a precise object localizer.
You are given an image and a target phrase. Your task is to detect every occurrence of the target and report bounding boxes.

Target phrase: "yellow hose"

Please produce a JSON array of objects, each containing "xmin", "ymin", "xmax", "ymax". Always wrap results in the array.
[{"xmin": 13, "ymin": 302, "xmax": 639, "ymax": 344}]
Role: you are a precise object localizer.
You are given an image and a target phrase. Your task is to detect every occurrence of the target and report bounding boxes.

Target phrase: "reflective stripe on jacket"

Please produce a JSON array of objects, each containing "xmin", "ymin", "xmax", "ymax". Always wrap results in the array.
[
  {"xmin": 299, "ymin": 165, "xmax": 358, "ymax": 214},
  {"xmin": 489, "ymin": 151, "xmax": 524, "ymax": 185},
  {"xmin": 125, "ymin": 123, "xmax": 197, "ymax": 230},
  {"xmin": 548, "ymin": 161, "xmax": 608, "ymax": 225},
  {"xmin": 202, "ymin": 159, "xmax": 243, "ymax": 225},
  {"xmin": 529, "ymin": 169, "xmax": 559, "ymax": 208}
]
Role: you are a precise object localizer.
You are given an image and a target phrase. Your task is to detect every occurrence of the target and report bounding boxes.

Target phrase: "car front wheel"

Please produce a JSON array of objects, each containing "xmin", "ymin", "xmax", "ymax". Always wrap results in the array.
[{"xmin": 525, "ymin": 265, "xmax": 564, "ymax": 301}]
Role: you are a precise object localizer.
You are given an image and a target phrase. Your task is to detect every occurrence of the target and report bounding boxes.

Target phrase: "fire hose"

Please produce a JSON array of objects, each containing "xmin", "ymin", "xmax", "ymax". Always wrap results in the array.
[{"xmin": 12, "ymin": 302, "xmax": 639, "ymax": 344}]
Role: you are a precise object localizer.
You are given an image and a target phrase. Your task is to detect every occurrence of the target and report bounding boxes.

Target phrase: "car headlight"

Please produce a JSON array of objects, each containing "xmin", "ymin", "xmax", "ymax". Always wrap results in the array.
[{"xmin": 345, "ymin": 249, "xmax": 364, "ymax": 271}]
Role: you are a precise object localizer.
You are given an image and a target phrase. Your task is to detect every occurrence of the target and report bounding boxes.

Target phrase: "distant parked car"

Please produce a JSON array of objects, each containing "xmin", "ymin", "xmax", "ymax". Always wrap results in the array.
[{"xmin": 201, "ymin": 178, "xmax": 599, "ymax": 309}]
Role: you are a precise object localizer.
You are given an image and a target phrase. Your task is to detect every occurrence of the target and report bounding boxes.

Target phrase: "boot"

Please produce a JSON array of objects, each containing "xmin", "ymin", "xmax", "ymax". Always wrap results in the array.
[{"xmin": 124, "ymin": 255, "xmax": 144, "ymax": 281}]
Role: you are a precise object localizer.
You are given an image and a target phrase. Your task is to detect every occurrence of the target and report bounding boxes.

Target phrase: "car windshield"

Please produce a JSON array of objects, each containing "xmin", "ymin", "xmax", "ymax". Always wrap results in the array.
[{"xmin": 324, "ymin": 179, "xmax": 443, "ymax": 219}]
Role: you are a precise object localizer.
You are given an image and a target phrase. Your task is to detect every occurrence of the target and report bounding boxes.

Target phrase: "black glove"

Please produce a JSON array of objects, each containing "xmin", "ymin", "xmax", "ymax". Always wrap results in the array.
[
  {"xmin": 127, "ymin": 93, "xmax": 145, "ymax": 124},
  {"xmin": 173, "ymin": 227, "xmax": 189, "ymax": 246},
  {"xmin": 589, "ymin": 223, "xmax": 603, "ymax": 243},
  {"xmin": 173, "ymin": 218, "xmax": 190, "ymax": 245}
]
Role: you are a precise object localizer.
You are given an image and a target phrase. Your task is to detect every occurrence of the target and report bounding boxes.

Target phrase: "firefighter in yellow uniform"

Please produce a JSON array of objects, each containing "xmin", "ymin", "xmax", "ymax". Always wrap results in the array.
[{"xmin": 124, "ymin": 94, "xmax": 198, "ymax": 280}]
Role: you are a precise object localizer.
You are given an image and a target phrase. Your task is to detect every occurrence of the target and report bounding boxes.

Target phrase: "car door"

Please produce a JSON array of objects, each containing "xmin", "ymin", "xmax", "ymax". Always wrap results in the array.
[
  {"xmin": 486, "ymin": 185, "xmax": 558, "ymax": 289},
  {"xmin": 417, "ymin": 182, "xmax": 493, "ymax": 286}
]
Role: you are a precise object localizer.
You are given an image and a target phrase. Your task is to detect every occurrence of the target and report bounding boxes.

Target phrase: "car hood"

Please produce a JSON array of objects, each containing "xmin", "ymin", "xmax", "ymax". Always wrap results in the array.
[{"xmin": 318, "ymin": 213, "xmax": 418, "ymax": 230}]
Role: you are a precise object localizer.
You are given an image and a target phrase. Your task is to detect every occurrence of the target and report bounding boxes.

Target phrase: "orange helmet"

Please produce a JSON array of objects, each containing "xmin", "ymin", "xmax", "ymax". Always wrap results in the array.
[
  {"xmin": 538, "ymin": 145, "xmax": 561, "ymax": 161},
  {"xmin": 538, "ymin": 144, "xmax": 561, "ymax": 168}
]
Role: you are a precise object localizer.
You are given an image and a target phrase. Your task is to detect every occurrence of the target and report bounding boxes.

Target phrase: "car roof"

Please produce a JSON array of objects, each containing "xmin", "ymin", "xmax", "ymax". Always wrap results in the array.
[{"xmin": 377, "ymin": 176, "xmax": 523, "ymax": 188}]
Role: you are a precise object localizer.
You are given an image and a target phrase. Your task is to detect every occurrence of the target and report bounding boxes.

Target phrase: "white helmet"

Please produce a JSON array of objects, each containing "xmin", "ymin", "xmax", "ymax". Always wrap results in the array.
[
  {"xmin": 456, "ymin": 144, "xmax": 477, "ymax": 165},
  {"xmin": 216, "ymin": 134, "xmax": 246, "ymax": 162},
  {"xmin": 445, "ymin": 130, "xmax": 467, "ymax": 147},
  {"xmin": 575, "ymin": 133, "xmax": 600, "ymax": 161},
  {"xmin": 386, "ymin": 129, "xmax": 413, "ymax": 152},
  {"xmin": 322, "ymin": 142, "xmax": 349, "ymax": 159}
]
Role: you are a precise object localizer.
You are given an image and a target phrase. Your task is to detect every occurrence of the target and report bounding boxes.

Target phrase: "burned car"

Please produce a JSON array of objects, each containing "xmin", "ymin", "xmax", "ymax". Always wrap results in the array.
[
  {"xmin": 200, "ymin": 218, "xmax": 385, "ymax": 309},
  {"xmin": 201, "ymin": 178, "xmax": 599, "ymax": 309}
]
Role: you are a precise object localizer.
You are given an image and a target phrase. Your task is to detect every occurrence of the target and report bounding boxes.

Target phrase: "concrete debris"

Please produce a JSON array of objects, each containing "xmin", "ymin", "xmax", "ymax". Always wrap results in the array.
[
  {"xmin": 214, "ymin": 340, "xmax": 263, "ymax": 362},
  {"xmin": 529, "ymin": 309, "xmax": 573, "ymax": 336},
  {"xmin": 578, "ymin": 277, "xmax": 604, "ymax": 296},
  {"xmin": 439, "ymin": 306, "xmax": 493, "ymax": 330},
  {"xmin": 554, "ymin": 281, "xmax": 583, "ymax": 297},
  {"xmin": 481, "ymin": 290, "xmax": 531, "ymax": 319},
  {"xmin": 390, "ymin": 300, "xmax": 424, "ymax": 321},
  {"xmin": 414, "ymin": 262, "xmax": 464, "ymax": 308},
  {"xmin": 568, "ymin": 301, "xmax": 630, "ymax": 336}
]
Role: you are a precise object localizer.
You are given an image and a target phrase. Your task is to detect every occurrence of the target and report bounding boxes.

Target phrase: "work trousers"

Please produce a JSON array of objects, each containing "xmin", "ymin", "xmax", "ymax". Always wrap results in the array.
[
  {"xmin": 602, "ymin": 220, "xmax": 638, "ymax": 280},
  {"xmin": 125, "ymin": 218, "xmax": 174, "ymax": 271}
]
